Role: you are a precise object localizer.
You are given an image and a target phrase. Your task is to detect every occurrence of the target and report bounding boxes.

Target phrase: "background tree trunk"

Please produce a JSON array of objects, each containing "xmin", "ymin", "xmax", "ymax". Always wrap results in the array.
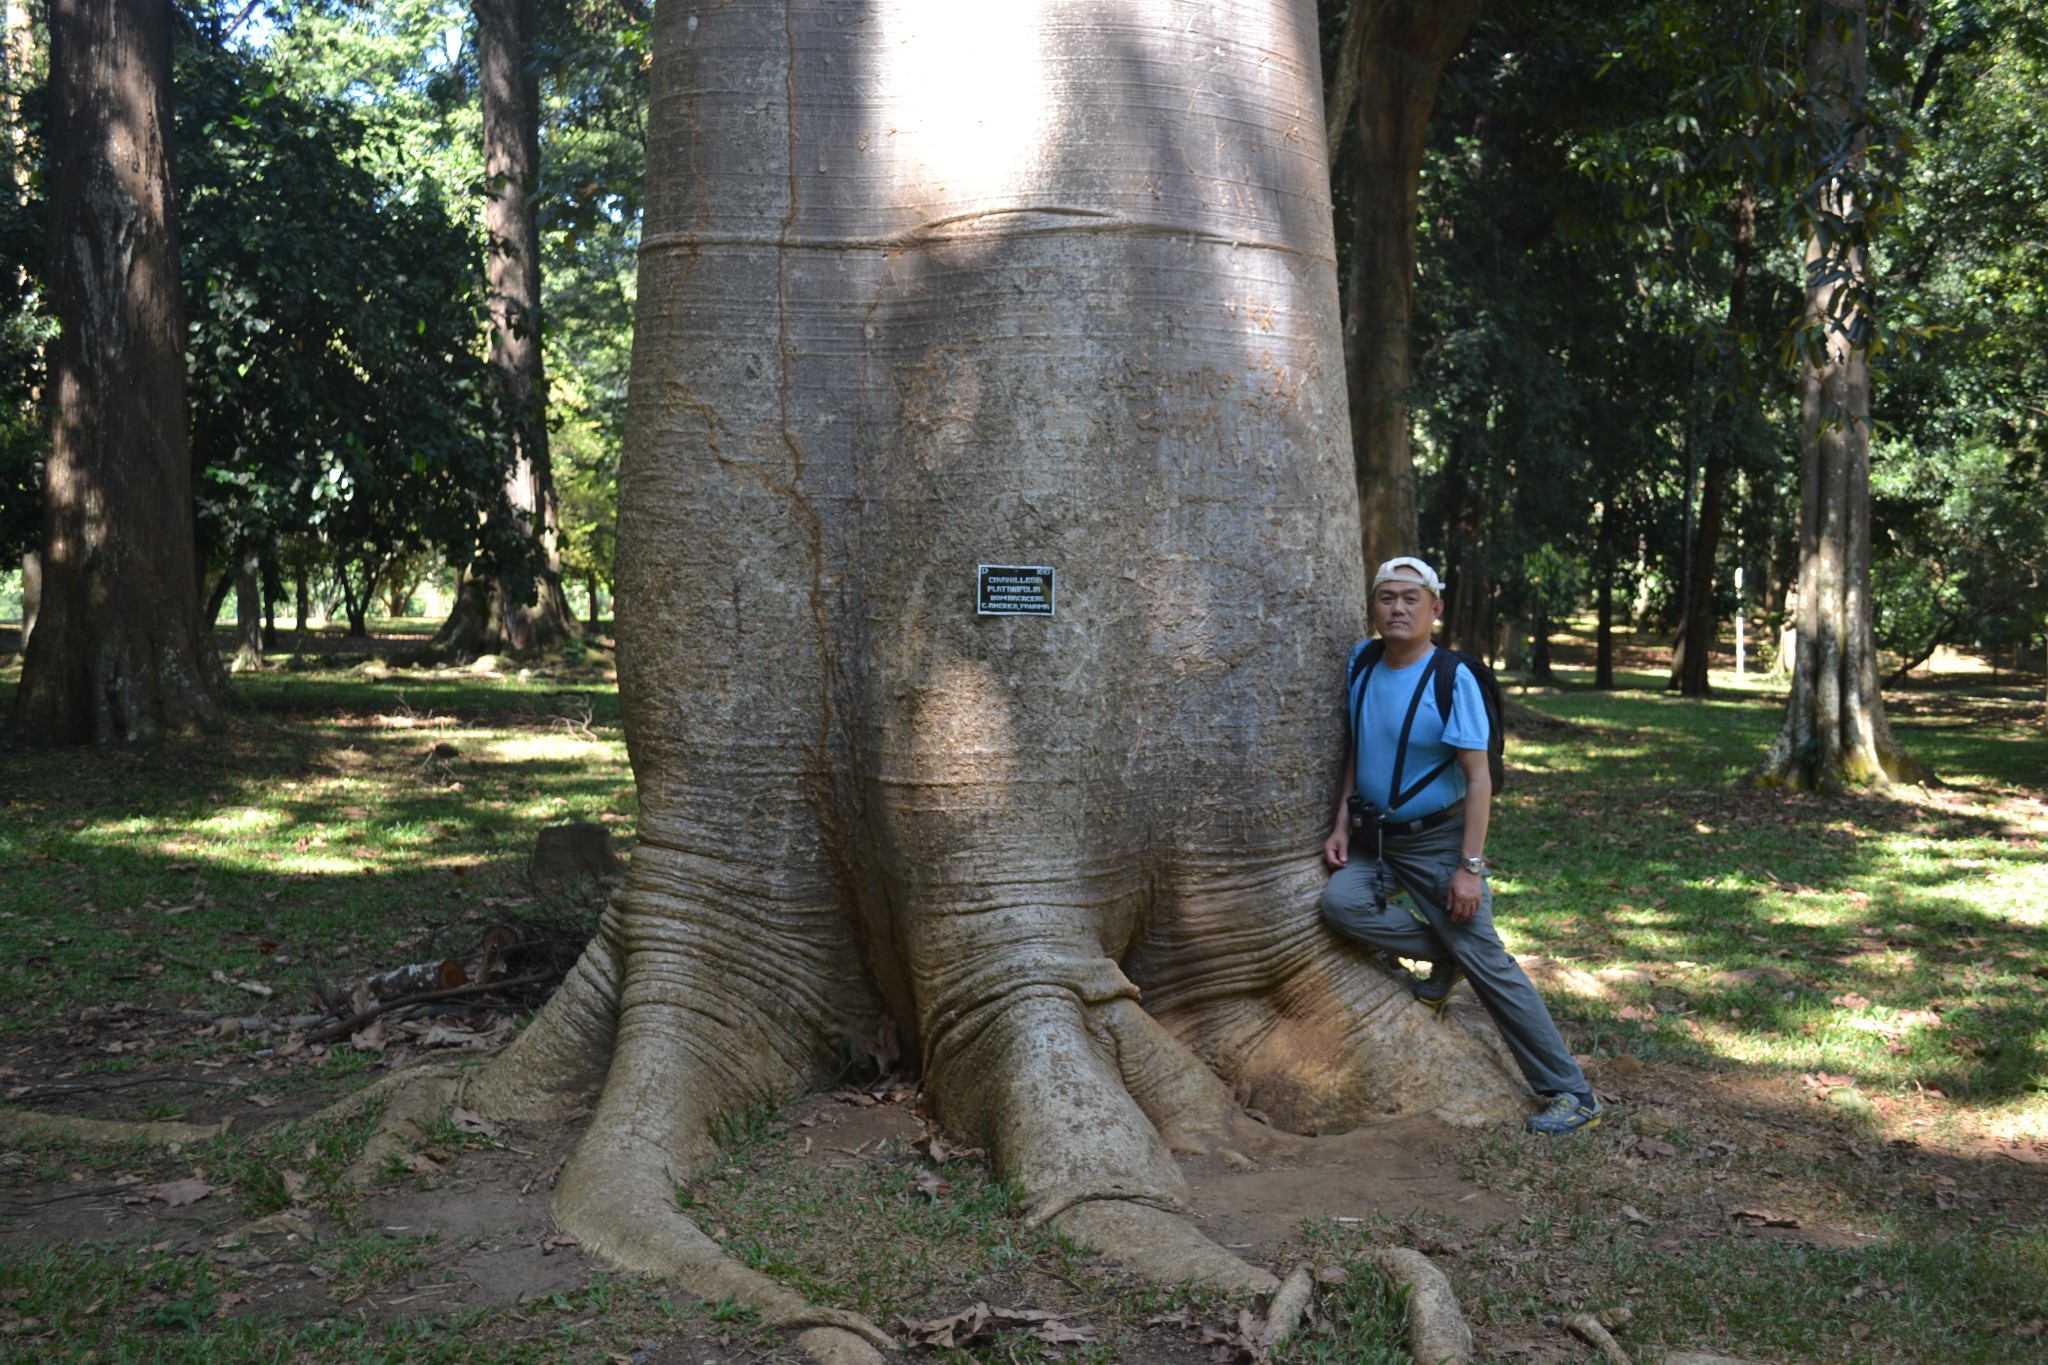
[
  {"xmin": 231, "ymin": 551, "xmax": 261, "ymax": 670},
  {"xmin": 1753, "ymin": 0, "xmax": 1923, "ymax": 789},
  {"xmin": 439, "ymin": 0, "xmax": 577, "ymax": 655},
  {"xmin": 464, "ymin": 0, "xmax": 1523, "ymax": 1332},
  {"xmin": 18, "ymin": 549, "xmax": 37, "ymax": 649},
  {"xmin": 1328, "ymin": 0, "xmax": 1485, "ymax": 572},
  {"xmin": 1669, "ymin": 184, "xmax": 1756, "ymax": 696},
  {"xmin": 7, "ymin": 0, "xmax": 230, "ymax": 745}
]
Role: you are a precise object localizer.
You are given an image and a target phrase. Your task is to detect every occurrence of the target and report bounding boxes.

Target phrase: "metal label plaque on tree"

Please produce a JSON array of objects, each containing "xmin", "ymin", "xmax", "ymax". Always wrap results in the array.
[{"xmin": 976, "ymin": 565, "xmax": 1056, "ymax": 617}]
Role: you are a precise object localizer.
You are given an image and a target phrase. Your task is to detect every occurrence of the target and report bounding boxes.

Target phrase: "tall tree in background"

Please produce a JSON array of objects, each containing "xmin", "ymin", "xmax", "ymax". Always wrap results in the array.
[
  {"xmin": 440, "ymin": 0, "xmax": 576, "ymax": 653},
  {"xmin": 1326, "ymin": 0, "xmax": 1484, "ymax": 570},
  {"xmin": 7, "ymin": 0, "xmax": 229, "ymax": 743},
  {"xmin": 1754, "ymin": 0, "xmax": 1920, "ymax": 788}
]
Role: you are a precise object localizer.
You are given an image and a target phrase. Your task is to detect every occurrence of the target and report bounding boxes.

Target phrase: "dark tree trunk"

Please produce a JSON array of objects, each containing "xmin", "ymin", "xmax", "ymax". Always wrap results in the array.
[
  {"xmin": 7, "ymin": 0, "xmax": 231, "ymax": 744},
  {"xmin": 1328, "ymin": 0, "xmax": 1485, "ymax": 573},
  {"xmin": 1439, "ymin": 431, "xmax": 1491, "ymax": 655},
  {"xmin": 260, "ymin": 557, "xmax": 279, "ymax": 649},
  {"xmin": 292, "ymin": 566, "xmax": 309, "ymax": 643},
  {"xmin": 1594, "ymin": 564, "xmax": 1615, "ymax": 690},
  {"xmin": 231, "ymin": 551, "xmax": 261, "ymax": 670},
  {"xmin": 1753, "ymin": 0, "xmax": 1923, "ymax": 789},
  {"xmin": 1529, "ymin": 605, "xmax": 1553, "ymax": 683},
  {"xmin": 18, "ymin": 550, "xmax": 38, "ymax": 650},
  {"xmin": 1670, "ymin": 184, "xmax": 1756, "ymax": 696},
  {"xmin": 203, "ymin": 566, "xmax": 234, "ymax": 628},
  {"xmin": 439, "ymin": 0, "xmax": 576, "ymax": 656},
  {"xmin": 585, "ymin": 573, "xmax": 600, "ymax": 627}
]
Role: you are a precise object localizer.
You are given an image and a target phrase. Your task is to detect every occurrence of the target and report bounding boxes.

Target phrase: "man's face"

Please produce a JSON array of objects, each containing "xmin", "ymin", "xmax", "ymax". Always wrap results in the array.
[{"xmin": 1371, "ymin": 575, "xmax": 1442, "ymax": 643}]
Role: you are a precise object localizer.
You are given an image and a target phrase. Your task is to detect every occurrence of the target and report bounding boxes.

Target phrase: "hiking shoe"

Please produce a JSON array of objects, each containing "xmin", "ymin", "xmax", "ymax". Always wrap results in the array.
[
  {"xmin": 1525, "ymin": 1092, "xmax": 1602, "ymax": 1135},
  {"xmin": 1412, "ymin": 961, "xmax": 1464, "ymax": 1011}
]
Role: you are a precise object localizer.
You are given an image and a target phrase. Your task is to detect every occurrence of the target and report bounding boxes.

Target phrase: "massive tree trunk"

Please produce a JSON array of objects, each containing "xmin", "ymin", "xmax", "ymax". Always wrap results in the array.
[
  {"xmin": 439, "ymin": 0, "xmax": 577, "ymax": 656},
  {"xmin": 6, "ymin": 0, "xmax": 230, "ymax": 745},
  {"xmin": 1326, "ymin": 0, "xmax": 1484, "ymax": 571},
  {"xmin": 462, "ymin": 1, "xmax": 1522, "ymax": 1349},
  {"xmin": 1669, "ymin": 184, "xmax": 1756, "ymax": 696},
  {"xmin": 1753, "ymin": 0, "xmax": 1922, "ymax": 789}
]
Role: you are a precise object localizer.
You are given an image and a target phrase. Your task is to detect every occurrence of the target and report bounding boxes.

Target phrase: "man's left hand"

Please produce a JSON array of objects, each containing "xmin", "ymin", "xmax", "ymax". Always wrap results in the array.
[{"xmin": 1447, "ymin": 867, "xmax": 1484, "ymax": 923}]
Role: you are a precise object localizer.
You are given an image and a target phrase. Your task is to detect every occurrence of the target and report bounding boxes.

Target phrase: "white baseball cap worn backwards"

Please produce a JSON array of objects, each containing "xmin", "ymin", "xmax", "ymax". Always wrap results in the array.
[{"xmin": 1372, "ymin": 556, "xmax": 1444, "ymax": 595}]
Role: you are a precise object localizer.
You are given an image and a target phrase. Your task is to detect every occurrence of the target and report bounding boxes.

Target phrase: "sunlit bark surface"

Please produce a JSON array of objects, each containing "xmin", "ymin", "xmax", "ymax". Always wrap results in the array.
[
  {"xmin": 470, "ymin": 0, "xmax": 1522, "ymax": 1341},
  {"xmin": 7, "ymin": 0, "xmax": 229, "ymax": 745}
]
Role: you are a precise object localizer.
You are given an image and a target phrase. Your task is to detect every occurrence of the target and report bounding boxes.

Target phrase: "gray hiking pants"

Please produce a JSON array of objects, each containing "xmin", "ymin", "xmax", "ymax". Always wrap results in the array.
[{"xmin": 1320, "ymin": 818, "xmax": 1587, "ymax": 1099}]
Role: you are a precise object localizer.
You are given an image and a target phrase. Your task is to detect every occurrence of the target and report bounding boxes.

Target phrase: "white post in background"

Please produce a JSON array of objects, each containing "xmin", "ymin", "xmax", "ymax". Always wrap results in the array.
[{"xmin": 1734, "ymin": 565, "xmax": 1747, "ymax": 681}]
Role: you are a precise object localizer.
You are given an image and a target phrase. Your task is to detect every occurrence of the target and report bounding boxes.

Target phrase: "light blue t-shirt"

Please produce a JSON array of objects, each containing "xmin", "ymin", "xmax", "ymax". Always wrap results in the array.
[{"xmin": 1348, "ymin": 645, "xmax": 1490, "ymax": 822}]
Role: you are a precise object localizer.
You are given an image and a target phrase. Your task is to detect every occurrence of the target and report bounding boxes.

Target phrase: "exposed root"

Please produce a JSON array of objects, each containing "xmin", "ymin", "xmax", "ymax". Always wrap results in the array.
[
  {"xmin": 549, "ymin": 1145, "xmax": 894, "ymax": 1358},
  {"xmin": 343, "ymin": 1066, "xmax": 463, "ymax": 1186},
  {"xmin": 1363, "ymin": 1247, "xmax": 1474, "ymax": 1365},
  {"xmin": 1264, "ymin": 1262, "xmax": 1315, "ymax": 1345},
  {"xmin": 463, "ymin": 906, "xmax": 627, "ymax": 1120},
  {"xmin": 1566, "ymin": 1312, "xmax": 1636, "ymax": 1365},
  {"xmin": 1053, "ymin": 1199, "xmax": 1277, "ymax": 1294},
  {"xmin": 0, "ymin": 1106, "xmax": 231, "ymax": 1145}
]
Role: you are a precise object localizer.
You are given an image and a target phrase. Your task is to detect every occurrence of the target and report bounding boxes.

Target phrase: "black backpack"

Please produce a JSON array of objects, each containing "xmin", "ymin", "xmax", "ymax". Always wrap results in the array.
[{"xmin": 1346, "ymin": 640, "xmax": 1508, "ymax": 802}]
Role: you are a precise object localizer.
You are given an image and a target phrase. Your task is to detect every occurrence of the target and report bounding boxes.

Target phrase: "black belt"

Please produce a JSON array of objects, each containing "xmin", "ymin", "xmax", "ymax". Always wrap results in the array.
[{"xmin": 1380, "ymin": 799, "xmax": 1464, "ymax": 839}]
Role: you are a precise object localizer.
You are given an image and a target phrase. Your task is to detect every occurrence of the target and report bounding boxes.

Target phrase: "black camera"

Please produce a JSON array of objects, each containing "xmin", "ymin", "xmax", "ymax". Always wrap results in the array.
[{"xmin": 1347, "ymin": 794, "xmax": 1382, "ymax": 860}]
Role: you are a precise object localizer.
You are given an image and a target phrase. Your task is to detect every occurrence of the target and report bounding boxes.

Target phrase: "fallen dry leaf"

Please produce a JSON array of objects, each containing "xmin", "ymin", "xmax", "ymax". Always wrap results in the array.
[
  {"xmin": 282, "ymin": 1170, "xmax": 307, "ymax": 1201},
  {"xmin": 403, "ymin": 1153, "xmax": 444, "ymax": 1175},
  {"xmin": 1620, "ymin": 1204, "xmax": 1655, "ymax": 1226},
  {"xmin": 1830, "ymin": 991, "xmax": 1873, "ymax": 1010},
  {"xmin": 1315, "ymin": 1265, "xmax": 1350, "ymax": 1285},
  {"xmin": 909, "ymin": 1168, "xmax": 951, "ymax": 1201},
  {"xmin": 147, "ymin": 1177, "xmax": 214, "ymax": 1207},
  {"xmin": 1634, "ymin": 1136, "xmax": 1679, "ymax": 1158},
  {"xmin": 452, "ymin": 1108, "xmax": 503, "ymax": 1139}
]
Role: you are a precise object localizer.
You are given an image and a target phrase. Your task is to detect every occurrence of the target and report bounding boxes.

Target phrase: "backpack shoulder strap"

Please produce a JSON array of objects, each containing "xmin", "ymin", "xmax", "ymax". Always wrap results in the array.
[
  {"xmin": 1345, "ymin": 639, "xmax": 1385, "ymax": 742},
  {"xmin": 1386, "ymin": 649, "xmax": 1446, "ymax": 809},
  {"xmin": 1436, "ymin": 650, "xmax": 1509, "ymax": 794}
]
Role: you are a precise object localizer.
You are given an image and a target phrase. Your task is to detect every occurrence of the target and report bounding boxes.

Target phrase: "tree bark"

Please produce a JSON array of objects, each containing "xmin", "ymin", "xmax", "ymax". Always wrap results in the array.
[
  {"xmin": 231, "ymin": 550, "xmax": 261, "ymax": 671},
  {"xmin": 1594, "ymin": 562, "xmax": 1614, "ymax": 690},
  {"xmin": 7, "ymin": 0, "xmax": 230, "ymax": 745},
  {"xmin": 439, "ymin": 0, "xmax": 577, "ymax": 656},
  {"xmin": 1752, "ymin": 0, "xmax": 1923, "ymax": 789},
  {"xmin": 1669, "ymin": 184, "xmax": 1756, "ymax": 696},
  {"xmin": 462, "ymin": 0, "xmax": 1523, "ymax": 1334},
  {"xmin": 1328, "ymin": 0, "xmax": 1485, "ymax": 573}
]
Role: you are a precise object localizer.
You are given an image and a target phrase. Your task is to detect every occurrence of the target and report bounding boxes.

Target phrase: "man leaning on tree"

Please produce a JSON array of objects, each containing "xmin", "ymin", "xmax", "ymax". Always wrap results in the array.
[{"xmin": 1320, "ymin": 556, "xmax": 1602, "ymax": 1135}]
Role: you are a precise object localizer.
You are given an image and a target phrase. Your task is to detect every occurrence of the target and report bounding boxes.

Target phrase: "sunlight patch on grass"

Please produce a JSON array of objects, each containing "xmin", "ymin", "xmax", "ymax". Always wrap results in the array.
[{"xmin": 478, "ymin": 732, "xmax": 624, "ymax": 765}]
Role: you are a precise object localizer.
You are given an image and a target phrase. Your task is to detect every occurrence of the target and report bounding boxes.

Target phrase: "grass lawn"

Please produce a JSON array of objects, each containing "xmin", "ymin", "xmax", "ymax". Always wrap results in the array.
[{"xmin": 1, "ymin": 631, "xmax": 2043, "ymax": 1364}]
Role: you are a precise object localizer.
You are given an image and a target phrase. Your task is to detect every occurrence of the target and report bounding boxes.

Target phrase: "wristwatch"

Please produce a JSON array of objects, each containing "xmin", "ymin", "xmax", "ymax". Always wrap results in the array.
[{"xmin": 1460, "ymin": 856, "xmax": 1489, "ymax": 876}]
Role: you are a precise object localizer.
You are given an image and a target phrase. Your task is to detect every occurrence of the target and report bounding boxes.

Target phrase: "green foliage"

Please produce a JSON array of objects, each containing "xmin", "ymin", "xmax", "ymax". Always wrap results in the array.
[
  {"xmin": 0, "ymin": 29, "xmax": 50, "ymax": 566},
  {"xmin": 174, "ymin": 38, "xmax": 531, "ymax": 614}
]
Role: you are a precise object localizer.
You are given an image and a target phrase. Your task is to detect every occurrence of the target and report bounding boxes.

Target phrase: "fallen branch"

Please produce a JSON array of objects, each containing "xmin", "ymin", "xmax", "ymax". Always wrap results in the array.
[{"xmin": 306, "ymin": 972, "xmax": 554, "ymax": 1044}]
